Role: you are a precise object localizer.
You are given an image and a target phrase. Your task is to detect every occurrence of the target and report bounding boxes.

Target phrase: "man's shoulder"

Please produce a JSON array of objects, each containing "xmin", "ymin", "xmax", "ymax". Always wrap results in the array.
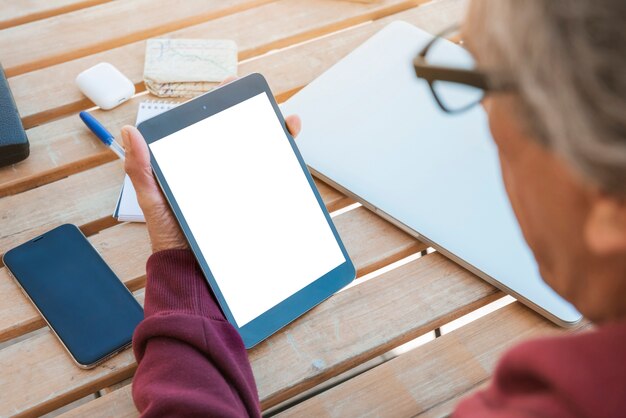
[{"xmin": 454, "ymin": 320, "xmax": 626, "ymax": 418}]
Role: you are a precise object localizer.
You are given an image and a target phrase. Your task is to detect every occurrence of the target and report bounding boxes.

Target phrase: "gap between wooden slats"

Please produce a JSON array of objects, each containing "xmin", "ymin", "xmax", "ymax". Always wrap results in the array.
[
  {"xmin": 0, "ymin": 0, "xmax": 468, "ymax": 247},
  {"xmin": 0, "ymin": 2, "xmax": 460, "ymax": 398},
  {"xmin": 0, "ymin": 0, "xmax": 112, "ymax": 30},
  {"xmin": 261, "ymin": 294, "xmax": 513, "ymax": 416},
  {"xmin": 277, "ymin": 302, "xmax": 588, "ymax": 417},
  {"xmin": 9, "ymin": 0, "xmax": 431, "ymax": 128},
  {"xmin": 0, "ymin": 157, "xmax": 359, "ymax": 266},
  {"xmin": 0, "ymin": 250, "xmax": 500, "ymax": 417},
  {"xmin": 56, "ymin": 298, "xmax": 516, "ymax": 418},
  {"xmin": 58, "ymin": 303, "xmax": 558, "ymax": 418},
  {"xmin": 0, "ymin": 0, "xmax": 277, "ymax": 77},
  {"xmin": 0, "ymin": 204, "xmax": 424, "ymax": 344},
  {"xmin": 0, "ymin": 1, "xmax": 472, "ymax": 416},
  {"xmin": 0, "ymin": 0, "xmax": 466, "ymax": 353},
  {"xmin": 0, "ymin": 0, "xmax": 441, "ymax": 198},
  {"xmin": 0, "ymin": 0, "xmax": 467, "ymax": 266}
]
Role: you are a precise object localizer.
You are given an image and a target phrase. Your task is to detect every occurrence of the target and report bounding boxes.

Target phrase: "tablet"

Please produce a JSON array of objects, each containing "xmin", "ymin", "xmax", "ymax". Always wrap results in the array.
[{"xmin": 138, "ymin": 73, "xmax": 355, "ymax": 348}]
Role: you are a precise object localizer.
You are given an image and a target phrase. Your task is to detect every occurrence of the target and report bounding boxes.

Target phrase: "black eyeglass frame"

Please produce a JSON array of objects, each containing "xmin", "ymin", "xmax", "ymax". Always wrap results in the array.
[{"xmin": 413, "ymin": 26, "xmax": 515, "ymax": 113}]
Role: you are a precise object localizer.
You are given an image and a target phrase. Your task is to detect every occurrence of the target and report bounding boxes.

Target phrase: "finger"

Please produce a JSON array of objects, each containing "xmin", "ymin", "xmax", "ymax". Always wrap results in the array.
[
  {"xmin": 121, "ymin": 125, "xmax": 160, "ymax": 197},
  {"xmin": 285, "ymin": 115, "xmax": 302, "ymax": 138}
]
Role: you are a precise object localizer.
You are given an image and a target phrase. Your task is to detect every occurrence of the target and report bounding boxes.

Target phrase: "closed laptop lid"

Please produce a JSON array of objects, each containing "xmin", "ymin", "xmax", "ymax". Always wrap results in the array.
[{"xmin": 282, "ymin": 21, "xmax": 581, "ymax": 325}]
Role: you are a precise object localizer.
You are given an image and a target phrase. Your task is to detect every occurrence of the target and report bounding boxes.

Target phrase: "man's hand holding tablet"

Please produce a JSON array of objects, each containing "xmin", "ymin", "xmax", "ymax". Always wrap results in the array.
[
  {"xmin": 121, "ymin": 79, "xmax": 302, "ymax": 253},
  {"xmin": 122, "ymin": 74, "xmax": 355, "ymax": 348}
]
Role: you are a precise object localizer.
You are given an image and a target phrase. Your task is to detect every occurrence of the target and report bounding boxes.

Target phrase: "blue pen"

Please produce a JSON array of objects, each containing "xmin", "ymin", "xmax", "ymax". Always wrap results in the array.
[{"xmin": 79, "ymin": 111, "xmax": 125, "ymax": 160}]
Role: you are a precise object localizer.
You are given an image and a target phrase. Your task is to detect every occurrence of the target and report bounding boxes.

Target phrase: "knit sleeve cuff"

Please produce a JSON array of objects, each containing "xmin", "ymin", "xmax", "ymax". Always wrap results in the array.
[{"xmin": 144, "ymin": 249, "xmax": 225, "ymax": 321}]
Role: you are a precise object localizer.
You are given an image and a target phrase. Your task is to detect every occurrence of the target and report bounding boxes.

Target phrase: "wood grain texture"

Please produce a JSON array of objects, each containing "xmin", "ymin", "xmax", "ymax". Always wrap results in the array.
[
  {"xmin": 0, "ymin": 0, "xmax": 111, "ymax": 29},
  {"xmin": 0, "ymin": 1, "xmax": 494, "ymax": 416},
  {"xmin": 0, "ymin": 161, "xmax": 125, "ymax": 257},
  {"xmin": 318, "ymin": 181, "xmax": 355, "ymax": 214},
  {"xmin": 58, "ymin": 252, "xmax": 500, "ymax": 417},
  {"xmin": 278, "ymin": 303, "xmax": 570, "ymax": 417},
  {"xmin": 0, "ymin": 154, "xmax": 358, "ymax": 263},
  {"xmin": 0, "ymin": 206, "xmax": 423, "ymax": 343},
  {"xmin": 9, "ymin": 0, "xmax": 427, "ymax": 127},
  {"xmin": 0, "ymin": 99, "xmax": 138, "ymax": 198},
  {"xmin": 0, "ymin": 291, "xmax": 145, "ymax": 418},
  {"xmin": 414, "ymin": 381, "xmax": 489, "ymax": 418},
  {"xmin": 60, "ymin": 385, "xmax": 138, "ymax": 418},
  {"xmin": 0, "ymin": 223, "xmax": 150, "ymax": 343},
  {"xmin": 0, "ymin": 0, "xmax": 467, "ymax": 201},
  {"xmin": 257, "ymin": 0, "xmax": 468, "ymax": 104},
  {"xmin": 0, "ymin": 0, "xmax": 273, "ymax": 77},
  {"xmin": 0, "ymin": 1, "xmax": 462, "ymax": 247},
  {"xmin": 336, "ymin": 207, "xmax": 426, "ymax": 276},
  {"xmin": 0, "ymin": 147, "xmax": 357, "ymax": 249},
  {"xmin": 99, "ymin": 377, "xmax": 132, "ymax": 396},
  {"xmin": 252, "ymin": 252, "xmax": 501, "ymax": 409}
]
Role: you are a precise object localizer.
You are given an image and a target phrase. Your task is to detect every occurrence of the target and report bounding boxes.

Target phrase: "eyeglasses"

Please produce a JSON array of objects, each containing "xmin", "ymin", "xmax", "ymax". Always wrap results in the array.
[{"xmin": 413, "ymin": 26, "xmax": 515, "ymax": 113}]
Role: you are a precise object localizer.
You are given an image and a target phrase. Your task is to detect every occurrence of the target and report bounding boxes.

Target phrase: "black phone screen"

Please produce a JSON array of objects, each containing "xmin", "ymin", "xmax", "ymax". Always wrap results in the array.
[{"xmin": 3, "ymin": 224, "xmax": 143, "ymax": 367}]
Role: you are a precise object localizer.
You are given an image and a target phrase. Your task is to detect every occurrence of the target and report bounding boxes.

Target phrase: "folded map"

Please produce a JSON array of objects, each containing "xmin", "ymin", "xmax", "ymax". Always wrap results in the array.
[{"xmin": 144, "ymin": 38, "xmax": 238, "ymax": 97}]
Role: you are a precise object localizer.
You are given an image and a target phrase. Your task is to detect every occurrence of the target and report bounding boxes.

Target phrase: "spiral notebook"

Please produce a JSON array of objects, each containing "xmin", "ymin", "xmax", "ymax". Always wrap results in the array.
[{"xmin": 113, "ymin": 100, "xmax": 179, "ymax": 222}]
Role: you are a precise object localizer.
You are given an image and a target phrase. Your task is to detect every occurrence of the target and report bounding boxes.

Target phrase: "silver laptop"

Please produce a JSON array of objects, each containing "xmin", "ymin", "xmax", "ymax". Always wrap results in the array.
[{"xmin": 281, "ymin": 21, "xmax": 581, "ymax": 326}]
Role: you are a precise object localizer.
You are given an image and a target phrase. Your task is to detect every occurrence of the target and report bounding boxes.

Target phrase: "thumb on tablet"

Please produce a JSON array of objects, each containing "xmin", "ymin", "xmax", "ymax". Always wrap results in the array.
[
  {"xmin": 121, "ymin": 125, "xmax": 188, "ymax": 252},
  {"xmin": 217, "ymin": 76, "xmax": 301, "ymax": 138},
  {"xmin": 121, "ymin": 125, "xmax": 156, "ymax": 196}
]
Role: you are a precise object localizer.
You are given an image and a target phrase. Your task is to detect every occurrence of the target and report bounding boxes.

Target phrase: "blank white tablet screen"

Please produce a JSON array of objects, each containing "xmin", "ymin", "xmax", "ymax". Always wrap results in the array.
[{"xmin": 149, "ymin": 92, "xmax": 346, "ymax": 327}]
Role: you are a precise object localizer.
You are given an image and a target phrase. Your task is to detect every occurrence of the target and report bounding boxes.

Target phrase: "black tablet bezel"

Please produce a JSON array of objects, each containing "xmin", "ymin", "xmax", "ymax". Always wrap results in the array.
[{"xmin": 137, "ymin": 73, "xmax": 355, "ymax": 348}]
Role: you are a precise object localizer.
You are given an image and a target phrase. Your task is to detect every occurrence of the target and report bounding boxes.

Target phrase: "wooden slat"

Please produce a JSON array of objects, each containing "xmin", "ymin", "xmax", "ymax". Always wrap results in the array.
[
  {"xmin": 0, "ymin": 161, "xmax": 124, "ymax": 257},
  {"xmin": 336, "ymin": 207, "xmax": 425, "ymax": 276},
  {"xmin": 0, "ymin": 0, "xmax": 467, "ymax": 199},
  {"xmin": 0, "ymin": 1, "xmax": 472, "ymax": 416},
  {"xmin": 0, "ymin": 223, "xmax": 149, "ymax": 343},
  {"xmin": 0, "ymin": 160, "xmax": 352, "ymax": 256},
  {"xmin": 0, "ymin": 152, "xmax": 362, "ymax": 262},
  {"xmin": 0, "ymin": 0, "xmax": 274, "ymax": 77},
  {"xmin": 277, "ymin": 303, "xmax": 580, "ymax": 417},
  {"xmin": 99, "ymin": 378, "xmax": 132, "ymax": 396},
  {"xmin": 9, "ymin": 0, "xmax": 426, "ymax": 128},
  {"xmin": 2, "ymin": 0, "xmax": 439, "ymax": 200},
  {"xmin": 0, "ymin": 291, "xmax": 145, "ymax": 418},
  {"xmin": 60, "ymin": 386, "xmax": 137, "ymax": 418},
  {"xmin": 0, "ymin": 0, "xmax": 112, "ymax": 30},
  {"xmin": 0, "ymin": 95, "xmax": 137, "ymax": 197},
  {"xmin": 11, "ymin": 252, "xmax": 499, "ymax": 417},
  {"xmin": 251, "ymin": 253, "xmax": 499, "ymax": 409},
  {"xmin": 413, "ymin": 381, "xmax": 489, "ymax": 418},
  {"xmin": 318, "ymin": 181, "xmax": 354, "ymax": 214},
  {"xmin": 0, "ymin": 206, "xmax": 423, "ymax": 343},
  {"xmin": 0, "ymin": 0, "xmax": 467, "ymax": 249}
]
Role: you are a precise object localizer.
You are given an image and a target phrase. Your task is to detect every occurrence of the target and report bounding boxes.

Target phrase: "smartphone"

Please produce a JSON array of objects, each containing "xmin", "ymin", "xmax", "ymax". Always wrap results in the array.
[{"xmin": 3, "ymin": 224, "xmax": 143, "ymax": 368}]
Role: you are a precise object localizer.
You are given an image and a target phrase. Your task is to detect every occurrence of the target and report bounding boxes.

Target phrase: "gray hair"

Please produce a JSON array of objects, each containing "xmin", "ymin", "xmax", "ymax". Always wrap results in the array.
[{"xmin": 467, "ymin": 0, "xmax": 626, "ymax": 195}]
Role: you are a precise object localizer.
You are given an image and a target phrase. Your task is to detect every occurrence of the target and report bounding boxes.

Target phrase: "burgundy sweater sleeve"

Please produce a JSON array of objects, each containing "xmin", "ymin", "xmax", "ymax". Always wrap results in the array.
[
  {"xmin": 132, "ymin": 249, "xmax": 261, "ymax": 418},
  {"xmin": 453, "ymin": 321, "xmax": 626, "ymax": 418}
]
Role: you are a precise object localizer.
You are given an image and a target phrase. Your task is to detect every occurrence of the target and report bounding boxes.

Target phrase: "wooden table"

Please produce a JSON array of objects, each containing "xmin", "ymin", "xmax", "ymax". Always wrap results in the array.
[{"xmin": 0, "ymin": 1, "xmax": 576, "ymax": 416}]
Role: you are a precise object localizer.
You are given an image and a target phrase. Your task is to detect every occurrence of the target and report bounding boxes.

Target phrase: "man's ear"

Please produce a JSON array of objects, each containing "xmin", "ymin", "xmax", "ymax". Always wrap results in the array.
[{"xmin": 585, "ymin": 193, "xmax": 626, "ymax": 255}]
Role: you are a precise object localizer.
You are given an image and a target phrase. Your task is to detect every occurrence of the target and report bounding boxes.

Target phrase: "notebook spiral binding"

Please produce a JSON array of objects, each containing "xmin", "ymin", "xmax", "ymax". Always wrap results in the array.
[{"xmin": 140, "ymin": 99, "xmax": 178, "ymax": 111}]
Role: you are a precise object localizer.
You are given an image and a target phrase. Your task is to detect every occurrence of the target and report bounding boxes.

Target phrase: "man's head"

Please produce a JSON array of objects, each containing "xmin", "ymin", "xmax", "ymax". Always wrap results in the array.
[{"xmin": 464, "ymin": 0, "xmax": 626, "ymax": 322}]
